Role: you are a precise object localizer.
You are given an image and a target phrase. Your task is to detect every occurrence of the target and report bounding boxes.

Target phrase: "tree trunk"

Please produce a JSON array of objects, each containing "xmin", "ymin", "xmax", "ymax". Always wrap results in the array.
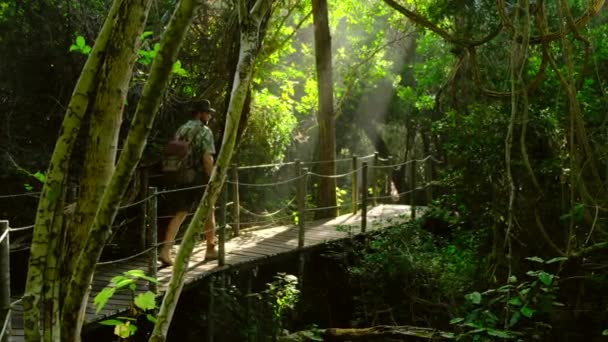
[
  {"xmin": 312, "ymin": 0, "xmax": 337, "ymax": 219},
  {"xmin": 149, "ymin": 0, "xmax": 274, "ymax": 340},
  {"xmin": 62, "ymin": 0, "xmax": 201, "ymax": 339},
  {"xmin": 22, "ymin": 0, "xmax": 123, "ymax": 340}
]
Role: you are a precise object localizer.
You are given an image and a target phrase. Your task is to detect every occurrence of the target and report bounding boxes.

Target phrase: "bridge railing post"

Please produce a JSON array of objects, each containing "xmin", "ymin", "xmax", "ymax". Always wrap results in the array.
[
  {"xmin": 295, "ymin": 160, "xmax": 306, "ymax": 248},
  {"xmin": 385, "ymin": 156, "xmax": 393, "ymax": 197},
  {"xmin": 218, "ymin": 181, "xmax": 227, "ymax": 267},
  {"xmin": 231, "ymin": 166, "xmax": 240, "ymax": 237},
  {"xmin": 0, "ymin": 220, "xmax": 11, "ymax": 342},
  {"xmin": 146, "ymin": 187, "xmax": 158, "ymax": 293},
  {"xmin": 351, "ymin": 156, "xmax": 358, "ymax": 214},
  {"xmin": 372, "ymin": 152, "xmax": 379, "ymax": 206},
  {"xmin": 207, "ymin": 275, "xmax": 215, "ymax": 342},
  {"xmin": 410, "ymin": 159, "xmax": 417, "ymax": 219},
  {"xmin": 361, "ymin": 162, "xmax": 368, "ymax": 233}
]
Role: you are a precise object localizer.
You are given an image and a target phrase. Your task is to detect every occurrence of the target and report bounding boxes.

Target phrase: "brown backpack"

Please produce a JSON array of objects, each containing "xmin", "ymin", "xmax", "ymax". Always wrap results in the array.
[{"xmin": 161, "ymin": 132, "xmax": 199, "ymax": 184}]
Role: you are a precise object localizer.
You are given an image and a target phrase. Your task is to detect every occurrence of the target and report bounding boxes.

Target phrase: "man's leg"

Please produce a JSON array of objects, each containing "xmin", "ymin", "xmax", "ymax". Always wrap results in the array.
[
  {"xmin": 204, "ymin": 209, "xmax": 217, "ymax": 260},
  {"xmin": 160, "ymin": 210, "xmax": 188, "ymax": 265}
]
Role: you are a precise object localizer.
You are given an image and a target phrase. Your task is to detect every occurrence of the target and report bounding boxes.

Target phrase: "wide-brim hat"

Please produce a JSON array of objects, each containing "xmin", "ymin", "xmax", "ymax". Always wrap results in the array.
[{"xmin": 198, "ymin": 99, "xmax": 216, "ymax": 114}]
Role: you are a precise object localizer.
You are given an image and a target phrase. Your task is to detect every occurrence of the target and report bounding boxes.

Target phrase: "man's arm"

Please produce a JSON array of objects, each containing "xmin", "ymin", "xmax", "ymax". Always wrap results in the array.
[{"xmin": 202, "ymin": 152, "xmax": 214, "ymax": 177}]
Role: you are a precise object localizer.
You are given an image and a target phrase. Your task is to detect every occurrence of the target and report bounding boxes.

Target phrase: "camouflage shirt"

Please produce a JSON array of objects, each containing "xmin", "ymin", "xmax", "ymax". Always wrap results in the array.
[{"xmin": 175, "ymin": 119, "xmax": 215, "ymax": 172}]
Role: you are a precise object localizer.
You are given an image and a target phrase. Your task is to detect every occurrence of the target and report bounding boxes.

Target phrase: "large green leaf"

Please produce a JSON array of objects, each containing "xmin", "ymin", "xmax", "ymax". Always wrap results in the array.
[
  {"xmin": 134, "ymin": 291, "xmax": 157, "ymax": 311},
  {"xmin": 487, "ymin": 328, "xmax": 517, "ymax": 338},
  {"xmin": 525, "ymin": 256, "xmax": 545, "ymax": 264},
  {"xmin": 94, "ymin": 287, "xmax": 116, "ymax": 313},
  {"xmin": 76, "ymin": 35, "xmax": 85, "ymax": 47},
  {"xmin": 98, "ymin": 319, "xmax": 123, "ymax": 326},
  {"xmin": 538, "ymin": 271, "xmax": 554, "ymax": 286},
  {"xmin": 520, "ymin": 306, "xmax": 535, "ymax": 318},
  {"xmin": 508, "ymin": 296, "xmax": 522, "ymax": 306},
  {"xmin": 465, "ymin": 291, "xmax": 482, "ymax": 305}
]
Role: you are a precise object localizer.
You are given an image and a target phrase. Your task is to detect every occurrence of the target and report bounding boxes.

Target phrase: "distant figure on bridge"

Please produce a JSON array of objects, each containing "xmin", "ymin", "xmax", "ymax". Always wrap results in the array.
[{"xmin": 160, "ymin": 100, "xmax": 218, "ymax": 266}]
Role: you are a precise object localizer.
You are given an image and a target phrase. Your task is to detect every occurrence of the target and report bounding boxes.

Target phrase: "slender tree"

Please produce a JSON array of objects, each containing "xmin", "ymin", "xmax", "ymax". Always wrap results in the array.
[
  {"xmin": 149, "ymin": 0, "xmax": 274, "ymax": 340},
  {"xmin": 312, "ymin": 0, "xmax": 337, "ymax": 218}
]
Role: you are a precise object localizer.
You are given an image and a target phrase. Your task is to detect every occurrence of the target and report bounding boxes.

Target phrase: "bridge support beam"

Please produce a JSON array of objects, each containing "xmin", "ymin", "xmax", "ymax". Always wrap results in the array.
[
  {"xmin": 361, "ymin": 163, "xmax": 368, "ymax": 233},
  {"xmin": 0, "ymin": 220, "xmax": 10, "ymax": 342}
]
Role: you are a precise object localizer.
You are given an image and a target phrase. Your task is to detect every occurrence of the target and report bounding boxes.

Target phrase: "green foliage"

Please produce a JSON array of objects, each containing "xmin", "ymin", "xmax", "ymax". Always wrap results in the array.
[
  {"xmin": 94, "ymin": 270, "xmax": 158, "ymax": 340},
  {"xmin": 236, "ymin": 88, "xmax": 297, "ymax": 166},
  {"xmin": 69, "ymin": 35, "xmax": 91, "ymax": 55},
  {"xmin": 450, "ymin": 259, "xmax": 561, "ymax": 341},
  {"xmin": 347, "ymin": 212, "xmax": 481, "ymax": 326},
  {"xmin": 210, "ymin": 273, "xmax": 300, "ymax": 341}
]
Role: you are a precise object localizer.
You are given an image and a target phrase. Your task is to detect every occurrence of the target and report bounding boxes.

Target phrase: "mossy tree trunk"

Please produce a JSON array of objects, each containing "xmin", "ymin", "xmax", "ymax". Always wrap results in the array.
[{"xmin": 149, "ymin": 0, "xmax": 274, "ymax": 340}]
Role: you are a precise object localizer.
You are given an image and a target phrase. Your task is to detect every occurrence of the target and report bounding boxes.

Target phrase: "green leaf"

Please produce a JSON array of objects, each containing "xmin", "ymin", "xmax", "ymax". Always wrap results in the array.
[
  {"xmin": 94, "ymin": 287, "xmax": 116, "ymax": 313},
  {"xmin": 508, "ymin": 311, "xmax": 521, "ymax": 327},
  {"xmin": 126, "ymin": 269, "xmax": 158, "ymax": 283},
  {"xmin": 526, "ymin": 270, "xmax": 541, "ymax": 277},
  {"xmin": 146, "ymin": 314, "xmax": 157, "ymax": 324},
  {"xmin": 33, "ymin": 171, "xmax": 45, "ymax": 183},
  {"xmin": 140, "ymin": 31, "xmax": 153, "ymax": 40},
  {"xmin": 24, "ymin": 183, "xmax": 33, "ymax": 191},
  {"xmin": 98, "ymin": 319, "xmax": 123, "ymax": 326},
  {"xmin": 525, "ymin": 256, "xmax": 545, "ymax": 263},
  {"xmin": 134, "ymin": 291, "xmax": 157, "ymax": 311},
  {"xmin": 465, "ymin": 291, "xmax": 482, "ymax": 305},
  {"xmin": 546, "ymin": 256, "xmax": 568, "ymax": 264},
  {"xmin": 450, "ymin": 317, "xmax": 465, "ymax": 324},
  {"xmin": 82, "ymin": 46, "xmax": 91, "ymax": 55},
  {"xmin": 76, "ymin": 35, "xmax": 85, "ymax": 47},
  {"xmin": 538, "ymin": 271, "xmax": 554, "ymax": 286},
  {"xmin": 487, "ymin": 329, "xmax": 517, "ymax": 338},
  {"xmin": 111, "ymin": 275, "xmax": 129, "ymax": 285},
  {"xmin": 520, "ymin": 306, "xmax": 535, "ymax": 318},
  {"xmin": 508, "ymin": 296, "xmax": 522, "ymax": 306},
  {"xmin": 115, "ymin": 321, "xmax": 137, "ymax": 338},
  {"xmin": 508, "ymin": 275, "xmax": 517, "ymax": 283},
  {"xmin": 69, "ymin": 44, "xmax": 79, "ymax": 52},
  {"xmin": 602, "ymin": 329, "xmax": 608, "ymax": 336},
  {"xmin": 114, "ymin": 278, "xmax": 135, "ymax": 289}
]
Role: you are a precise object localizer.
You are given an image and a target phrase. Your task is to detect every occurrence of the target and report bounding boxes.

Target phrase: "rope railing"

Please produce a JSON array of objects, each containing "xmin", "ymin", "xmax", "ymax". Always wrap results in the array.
[
  {"xmin": 118, "ymin": 193, "xmax": 157, "ymax": 210},
  {"xmin": 225, "ymin": 173, "xmax": 306, "ymax": 187},
  {"xmin": 156, "ymin": 183, "xmax": 207, "ymax": 195},
  {"xmin": 367, "ymin": 182, "xmax": 438, "ymax": 201},
  {"xmin": 8, "ymin": 225, "xmax": 35, "ymax": 233},
  {"xmin": 367, "ymin": 155, "xmax": 439, "ymax": 170},
  {"xmin": 0, "ymin": 192, "xmax": 41, "ymax": 199},
  {"xmin": 239, "ymin": 199, "xmax": 295, "ymax": 218},
  {"xmin": 304, "ymin": 202, "xmax": 352, "ymax": 213},
  {"xmin": 0, "ymin": 310, "xmax": 10, "ymax": 342},
  {"xmin": 227, "ymin": 216, "xmax": 293, "ymax": 227},
  {"xmin": 306, "ymin": 167, "xmax": 361, "ymax": 179}
]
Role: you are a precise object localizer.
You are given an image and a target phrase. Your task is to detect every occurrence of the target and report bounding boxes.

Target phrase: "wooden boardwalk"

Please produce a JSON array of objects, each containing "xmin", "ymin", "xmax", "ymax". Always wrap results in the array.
[{"xmin": 9, "ymin": 204, "xmax": 415, "ymax": 340}]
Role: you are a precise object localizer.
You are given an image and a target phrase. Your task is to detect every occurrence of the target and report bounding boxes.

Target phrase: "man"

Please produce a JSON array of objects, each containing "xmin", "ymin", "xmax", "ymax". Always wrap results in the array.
[{"xmin": 160, "ymin": 99, "xmax": 217, "ymax": 266}]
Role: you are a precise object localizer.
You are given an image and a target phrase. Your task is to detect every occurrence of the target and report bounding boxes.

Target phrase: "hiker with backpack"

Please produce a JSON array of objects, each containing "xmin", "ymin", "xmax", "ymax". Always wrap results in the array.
[{"xmin": 160, "ymin": 100, "xmax": 218, "ymax": 266}]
